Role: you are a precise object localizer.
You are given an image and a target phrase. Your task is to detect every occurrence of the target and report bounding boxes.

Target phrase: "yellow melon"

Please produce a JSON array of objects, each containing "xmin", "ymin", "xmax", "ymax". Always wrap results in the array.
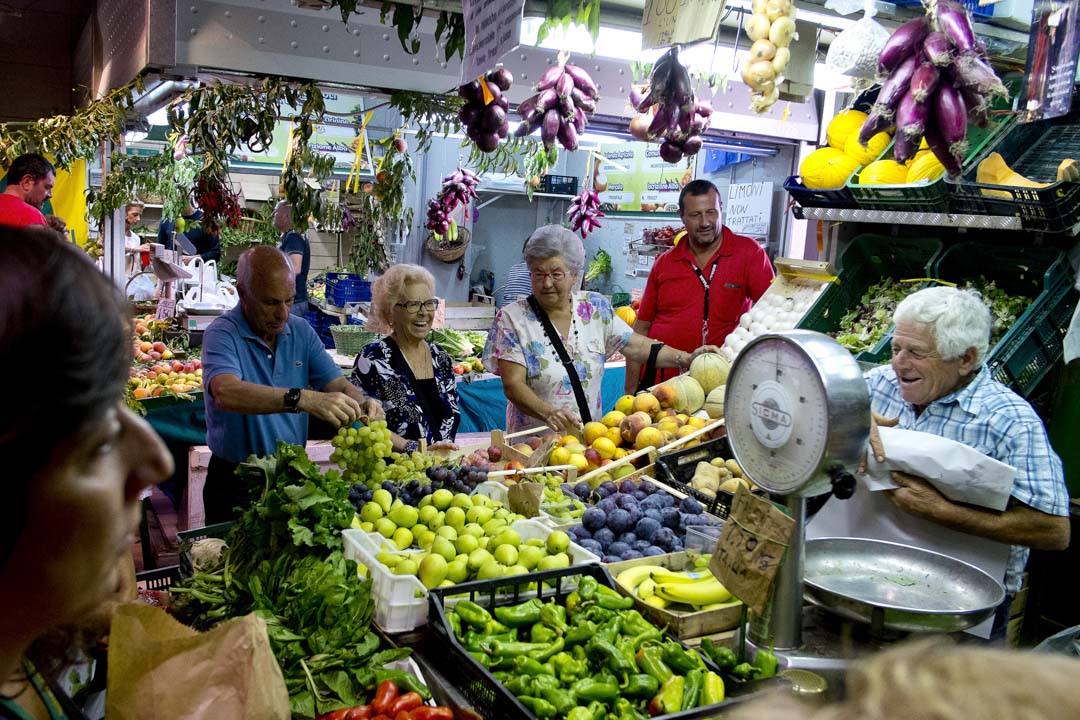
[
  {"xmin": 858, "ymin": 159, "xmax": 909, "ymax": 186},
  {"xmin": 844, "ymin": 131, "xmax": 890, "ymax": 167},
  {"xmin": 906, "ymin": 151, "xmax": 946, "ymax": 183},
  {"xmin": 615, "ymin": 305, "xmax": 636, "ymax": 326},
  {"xmin": 801, "ymin": 147, "xmax": 860, "ymax": 190},
  {"xmin": 826, "ymin": 109, "xmax": 869, "ymax": 150}
]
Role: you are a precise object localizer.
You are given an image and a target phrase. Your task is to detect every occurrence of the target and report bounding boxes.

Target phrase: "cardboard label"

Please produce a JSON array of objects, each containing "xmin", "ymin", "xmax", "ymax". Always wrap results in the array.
[
  {"xmin": 462, "ymin": 0, "xmax": 524, "ymax": 82},
  {"xmin": 1021, "ymin": 0, "xmax": 1080, "ymax": 122},
  {"xmin": 155, "ymin": 298, "xmax": 176, "ymax": 320},
  {"xmin": 709, "ymin": 485, "xmax": 796, "ymax": 615},
  {"xmin": 641, "ymin": 0, "xmax": 726, "ymax": 50},
  {"xmin": 507, "ymin": 481, "xmax": 544, "ymax": 518}
]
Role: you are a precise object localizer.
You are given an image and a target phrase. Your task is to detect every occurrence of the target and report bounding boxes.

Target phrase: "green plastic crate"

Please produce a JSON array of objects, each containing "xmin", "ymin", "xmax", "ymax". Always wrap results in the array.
[
  {"xmin": 798, "ymin": 235, "xmax": 944, "ymax": 356},
  {"xmin": 932, "ymin": 242, "xmax": 1076, "ymax": 397}
]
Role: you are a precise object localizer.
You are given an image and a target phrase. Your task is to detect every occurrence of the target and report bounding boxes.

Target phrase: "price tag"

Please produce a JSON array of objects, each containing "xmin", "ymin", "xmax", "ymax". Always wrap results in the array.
[
  {"xmin": 155, "ymin": 298, "xmax": 175, "ymax": 320},
  {"xmin": 709, "ymin": 486, "xmax": 795, "ymax": 615},
  {"xmin": 641, "ymin": 0, "xmax": 726, "ymax": 50}
]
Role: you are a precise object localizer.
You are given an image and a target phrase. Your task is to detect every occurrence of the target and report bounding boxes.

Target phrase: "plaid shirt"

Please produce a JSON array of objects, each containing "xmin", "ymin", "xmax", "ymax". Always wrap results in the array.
[{"xmin": 865, "ymin": 365, "xmax": 1068, "ymax": 593}]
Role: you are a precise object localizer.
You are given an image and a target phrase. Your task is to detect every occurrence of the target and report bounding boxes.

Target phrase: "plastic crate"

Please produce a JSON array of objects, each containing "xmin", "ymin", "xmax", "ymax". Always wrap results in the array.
[
  {"xmin": 538, "ymin": 174, "xmax": 578, "ymax": 195},
  {"xmin": 343, "ymin": 519, "xmax": 601, "ymax": 632},
  {"xmin": 177, "ymin": 521, "xmax": 233, "ymax": 577},
  {"xmin": 797, "ymin": 234, "xmax": 943, "ymax": 347},
  {"xmin": 783, "ymin": 174, "xmax": 859, "ymax": 209},
  {"xmin": 655, "ymin": 435, "xmax": 734, "ymax": 517},
  {"xmin": 325, "ymin": 272, "xmax": 372, "ymax": 305},
  {"xmin": 427, "ymin": 563, "xmax": 750, "ymax": 720},
  {"xmin": 932, "ymin": 242, "xmax": 1076, "ymax": 396},
  {"xmin": 947, "ymin": 113, "xmax": 1080, "ymax": 232},
  {"xmin": 136, "ymin": 565, "xmax": 182, "ymax": 591}
]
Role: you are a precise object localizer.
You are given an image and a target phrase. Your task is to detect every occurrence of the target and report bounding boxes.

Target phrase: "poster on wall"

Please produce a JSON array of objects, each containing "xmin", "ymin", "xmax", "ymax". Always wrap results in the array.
[
  {"xmin": 724, "ymin": 182, "xmax": 773, "ymax": 243},
  {"xmin": 594, "ymin": 142, "xmax": 694, "ymax": 214},
  {"xmin": 1020, "ymin": 0, "xmax": 1080, "ymax": 122}
]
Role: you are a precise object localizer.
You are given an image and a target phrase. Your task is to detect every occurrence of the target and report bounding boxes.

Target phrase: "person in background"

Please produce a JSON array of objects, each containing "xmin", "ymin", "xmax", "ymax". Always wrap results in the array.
[
  {"xmin": 350, "ymin": 264, "xmax": 460, "ymax": 453},
  {"xmin": 484, "ymin": 225, "xmax": 720, "ymax": 435},
  {"xmin": 0, "ymin": 153, "xmax": 53, "ymax": 228},
  {"xmin": 123, "ymin": 200, "xmax": 149, "ymax": 274},
  {"xmin": 625, "ymin": 179, "xmax": 774, "ymax": 393},
  {"xmin": 866, "ymin": 286, "xmax": 1069, "ymax": 615},
  {"xmin": 496, "ymin": 238, "xmax": 533, "ymax": 308},
  {"xmin": 272, "ymin": 200, "xmax": 310, "ymax": 317},
  {"xmin": 201, "ymin": 246, "xmax": 383, "ymax": 522},
  {"xmin": 157, "ymin": 193, "xmax": 221, "ymax": 263},
  {"xmin": 0, "ymin": 225, "xmax": 173, "ymax": 719}
]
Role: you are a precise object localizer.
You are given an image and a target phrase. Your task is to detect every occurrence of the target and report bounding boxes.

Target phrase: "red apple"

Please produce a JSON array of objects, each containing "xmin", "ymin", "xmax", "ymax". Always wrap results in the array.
[{"xmin": 487, "ymin": 445, "xmax": 502, "ymax": 462}]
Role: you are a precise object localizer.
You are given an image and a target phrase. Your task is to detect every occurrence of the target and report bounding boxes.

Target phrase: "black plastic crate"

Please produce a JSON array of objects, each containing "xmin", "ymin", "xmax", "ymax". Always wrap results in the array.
[
  {"xmin": 427, "ymin": 564, "xmax": 755, "ymax": 720},
  {"xmin": 655, "ymin": 435, "xmax": 734, "ymax": 517},
  {"xmin": 538, "ymin": 174, "xmax": 578, "ymax": 196},
  {"xmin": 136, "ymin": 565, "xmax": 181, "ymax": 591},
  {"xmin": 177, "ymin": 521, "xmax": 233, "ymax": 577},
  {"xmin": 783, "ymin": 174, "xmax": 859, "ymax": 209}
]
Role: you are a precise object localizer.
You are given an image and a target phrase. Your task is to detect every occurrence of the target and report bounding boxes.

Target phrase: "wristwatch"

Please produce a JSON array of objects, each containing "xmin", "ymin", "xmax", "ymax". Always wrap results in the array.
[{"xmin": 284, "ymin": 387, "xmax": 303, "ymax": 413}]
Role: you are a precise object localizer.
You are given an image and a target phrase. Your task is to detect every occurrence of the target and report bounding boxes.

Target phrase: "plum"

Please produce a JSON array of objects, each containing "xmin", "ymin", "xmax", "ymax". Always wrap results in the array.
[
  {"xmin": 660, "ymin": 507, "xmax": 681, "ymax": 529},
  {"xmin": 597, "ymin": 481, "xmax": 618, "ymax": 497},
  {"xmin": 653, "ymin": 527, "xmax": 676, "ymax": 552},
  {"xmin": 617, "ymin": 531, "xmax": 638, "ymax": 545},
  {"xmin": 574, "ymin": 481, "xmax": 592, "ymax": 498},
  {"xmin": 644, "ymin": 508, "xmax": 663, "ymax": 523},
  {"xmin": 608, "ymin": 541, "xmax": 631, "ymax": 557},
  {"xmin": 623, "ymin": 550, "xmax": 644, "ymax": 560},
  {"xmin": 597, "ymin": 497, "xmax": 618, "ymax": 514},
  {"xmin": 618, "ymin": 479, "xmax": 637, "ymax": 495},
  {"xmin": 560, "ymin": 483, "xmax": 576, "ymax": 498},
  {"xmin": 633, "ymin": 490, "xmax": 648, "ymax": 501},
  {"xmin": 643, "ymin": 546, "xmax": 666, "ymax": 557},
  {"xmin": 603, "ymin": 555, "xmax": 622, "ymax": 563},
  {"xmin": 614, "ymin": 494, "xmax": 639, "ymax": 511},
  {"xmin": 582, "ymin": 507, "xmax": 606, "ymax": 532},
  {"xmin": 579, "ymin": 538, "xmax": 603, "ymax": 556},
  {"xmin": 624, "ymin": 506, "xmax": 642, "ymax": 528},
  {"xmin": 658, "ymin": 493, "xmax": 676, "ymax": 508},
  {"xmin": 608, "ymin": 508, "xmax": 633, "ymax": 535},
  {"xmin": 639, "ymin": 480, "xmax": 658, "ymax": 495},
  {"xmin": 684, "ymin": 514, "xmax": 710, "ymax": 527},
  {"xmin": 640, "ymin": 494, "xmax": 666, "ymax": 511},
  {"xmin": 635, "ymin": 517, "xmax": 661, "ymax": 542},
  {"xmin": 680, "ymin": 496, "xmax": 704, "ymax": 515},
  {"xmin": 633, "ymin": 539, "xmax": 652, "ymax": 552},
  {"xmin": 593, "ymin": 527, "xmax": 615, "ymax": 549},
  {"xmin": 569, "ymin": 524, "xmax": 590, "ymax": 540}
]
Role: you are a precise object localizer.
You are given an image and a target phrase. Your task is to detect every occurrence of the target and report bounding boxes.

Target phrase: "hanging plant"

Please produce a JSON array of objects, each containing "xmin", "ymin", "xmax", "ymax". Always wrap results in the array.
[
  {"xmin": 194, "ymin": 169, "xmax": 242, "ymax": 232},
  {"xmin": 370, "ymin": 133, "xmax": 415, "ymax": 244},
  {"xmin": 342, "ymin": 192, "xmax": 392, "ymax": 277},
  {"xmin": 85, "ymin": 149, "xmax": 200, "ymax": 229},
  {"xmin": 536, "ymin": 0, "xmax": 601, "ymax": 46},
  {"xmin": 388, "ymin": 91, "xmax": 463, "ymax": 155}
]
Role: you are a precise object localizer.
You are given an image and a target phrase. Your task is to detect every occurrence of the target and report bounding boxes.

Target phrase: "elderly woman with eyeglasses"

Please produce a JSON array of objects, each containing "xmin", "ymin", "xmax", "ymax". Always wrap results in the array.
[
  {"xmin": 350, "ymin": 264, "xmax": 460, "ymax": 452},
  {"xmin": 484, "ymin": 225, "xmax": 720, "ymax": 435}
]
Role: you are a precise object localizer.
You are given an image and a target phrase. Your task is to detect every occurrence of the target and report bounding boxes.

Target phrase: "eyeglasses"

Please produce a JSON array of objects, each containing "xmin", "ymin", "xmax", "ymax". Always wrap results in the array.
[
  {"xmin": 531, "ymin": 270, "xmax": 568, "ymax": 283},
  {"xmin": 395, "ymin": 299, "xmax": 439, "ymax": 314}
]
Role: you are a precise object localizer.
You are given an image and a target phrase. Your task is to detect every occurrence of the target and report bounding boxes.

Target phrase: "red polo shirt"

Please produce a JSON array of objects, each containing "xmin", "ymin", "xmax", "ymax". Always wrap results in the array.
[
  {"xmin": 638, "ymin": 225, "xmax": 774, "ymax": 361},
  {"xmin": 0, "ymin": 194, "xmax": 47, "ymax": 228}
]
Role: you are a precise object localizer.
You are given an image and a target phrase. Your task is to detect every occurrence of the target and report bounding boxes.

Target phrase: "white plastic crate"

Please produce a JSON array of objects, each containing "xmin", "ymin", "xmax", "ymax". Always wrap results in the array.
[{"xmin": 343, "ymin": 519, "xmax": 601, "ymax": 631}]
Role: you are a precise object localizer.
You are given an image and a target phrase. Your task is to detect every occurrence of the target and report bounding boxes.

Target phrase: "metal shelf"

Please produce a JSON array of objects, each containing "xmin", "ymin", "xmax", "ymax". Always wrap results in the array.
[{"xmin": 792, "ymin": 205, "xmax": 1024, "ymax": 230}]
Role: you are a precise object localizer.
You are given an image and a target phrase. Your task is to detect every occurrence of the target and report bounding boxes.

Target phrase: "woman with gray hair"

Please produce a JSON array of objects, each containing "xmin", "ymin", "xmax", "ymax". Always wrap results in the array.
[
  {"xmin": 350, "ymin": 264, "xmax": 460, "ymax": 452},
  {"xmin": 484, "ymin": 225, "xmax": 720, "ymax": 434}
]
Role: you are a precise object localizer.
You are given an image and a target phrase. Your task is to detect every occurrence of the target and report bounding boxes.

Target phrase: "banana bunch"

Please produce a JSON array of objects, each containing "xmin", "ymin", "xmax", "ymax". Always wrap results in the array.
[
  {"xmin": 740, "ymin": 0, "xmax": 798, "ymax": 113},
  {"xmin": 615, "ymin": 558, "xmax": 736, "ymax": 612}
]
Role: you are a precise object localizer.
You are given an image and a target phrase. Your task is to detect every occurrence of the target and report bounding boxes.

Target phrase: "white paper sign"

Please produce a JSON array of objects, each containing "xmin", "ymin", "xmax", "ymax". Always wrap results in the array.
[
  {"xmin": 642, "ymin": 0, "xmax": 726, "ymax": 50},
  {"xmin": 462, "ymin": 0, "xmax": 524, "ymax": 83},
  {"xmin": 725, "ymin": 182, "xmax": 773, "ymax": 239}
]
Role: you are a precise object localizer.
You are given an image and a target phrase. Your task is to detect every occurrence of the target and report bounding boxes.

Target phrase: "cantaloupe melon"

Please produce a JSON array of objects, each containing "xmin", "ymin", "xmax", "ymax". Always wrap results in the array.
[{"xmin": 689, "ymin": 353, "xmax": 730, "ymax": 395}]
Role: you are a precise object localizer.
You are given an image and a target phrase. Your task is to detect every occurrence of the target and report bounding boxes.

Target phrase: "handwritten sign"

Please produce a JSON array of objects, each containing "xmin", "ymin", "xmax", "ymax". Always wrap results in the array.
[
  {"xmin": 462, "ymin": 0, "xmax": 524, "ymax": 83},
  {"xmin": 155, "ymin": 298, "xmax": 176, "ymax": 320},
  {"xmin": 1020, "ymin": 0, "xmax": 1080, "ymax": 122},
  {"xmin": 642, "ymin": 0, "xmax": 726, "ymax": 50},
  {"xmin": 725, "ymin": 182, "xmax": 773, "ymax": 240},
  {"xmin": 709, "ymin": 485, "xmax": 795, "ymax": 615}
]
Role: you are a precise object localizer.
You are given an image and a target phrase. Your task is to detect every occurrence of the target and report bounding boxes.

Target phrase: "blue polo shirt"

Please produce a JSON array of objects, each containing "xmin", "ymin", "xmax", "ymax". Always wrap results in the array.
[{"xmin": 202, "ymin": 305, "xmax": 341, "ymax": 463}]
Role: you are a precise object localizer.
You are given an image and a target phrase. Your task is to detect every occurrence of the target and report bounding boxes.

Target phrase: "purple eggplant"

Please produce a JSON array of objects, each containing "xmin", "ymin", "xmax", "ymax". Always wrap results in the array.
[
  {"xmin": 682, "ymin": 135, "xmax": 703, "ymax": 156},
  {"xmin": 629, "ymin": 86, "xmax": 644, "ymax": 109},
  {"xmin": 516, "ymin": 94, "xmax": 539, "ymax": 121},
  {"xmin": 896, "ymin": 88, "xmax": 929, "ymax": 142},
  {"xmin": 878, "ymin": 16, "xmax": 930, "ymax": 75},
  {"xmin": 481, "ymin": 104, "xmax": 506, "ymax": 133},
  {"xmin": 536, "ymin": 88, "xmax": 559, "ymax": 113},
  {"xmin": 486, "ymin": 67, "xmax": 513, "ymax": 92},
  {"xmin": 924, "ymin": 118, "xmax": 963, "ymax": 175},
  {"xmin": 695, "ymin": 100, "xmax": 714, "ymax": 117},
  {"xmin": 960, "ymin": 84, "xmax": 991, "ymax": 126},
  {"xmin": 910, "ymin": 61, "xmax": 941, "ymax": 103},
  {"xmin": 678, "ymin": 103, "xmax": 693, "ymax": 134},
  {"xmin": 934, "ymin": 83, "xmax": 968, "ymax": 151},
  {"xmin": 648, "ymin": 106, "xmax": 670, "ymax": 136},
  {"xmin": 893, "ymin": 132, "xmax": 918, "ymax": 164},
  {"xmin": 474, "ymin": 132, "xmax": 499, "ymax": 153},
  {"xmin": 637, "ymin": 91, "xmax": 656, "ymax": 112},
  {"xmin": 659, "ymin": 139, "xmax": 684, "ymax": 163},
  {"xmin": 571, "ymin": 87, "xmax": 596, "ymax": 113},
  {"xmin": 458, "ymin": 80, "xmax": 481, "ymax": 102},
  {"xmin": 535, "ymin": 65, "xmax": 564, "ymax": 91},
  {"xmin": 458, "ymin": 103, "xmax": 482, "ymax": 126},
  {"xmin": 555, "ymin": 72, "xmax": 574, "ymax": 98},
  {"xmin": 559, "ymin": 93, "xmax": 575, "ymax": 117},
  {"xmin": 564, "ymin": 64, "xmax": 600, "ymax": 99},
  {"xmin": 513, "ymin": 120, "xmax": 534, "ymax": 138},
  {"xmin": 858, "ymin": 107, "xmax": 895, "ymax": 145},
  {"xmin": 573, "ymin": 105, "xmax": 587, "ymax": 134},
  {"xmin": 541, "ymin": 108, "xmax": 561, "ymax": 148},
  {"xmin": 935, "ymin": 0, "xmax": 978, "ymax": 55},
  {"xmin": 951, "ymin": 53, "xmax": 1009, "ymax": 99},
  {"xmin": 557, "ymin": 121, "xmax": 579, "ymax": 151},
  {"xmin": 878, "ymin": 53, "xmax": 920, "ymax": 111},
  {"xmin": 497, "ymin": 122, "xmax": 508, "ymax": 139},
  {"xmin": 922, "ymin": 32, "xmax": 953, "ymax": 67}
]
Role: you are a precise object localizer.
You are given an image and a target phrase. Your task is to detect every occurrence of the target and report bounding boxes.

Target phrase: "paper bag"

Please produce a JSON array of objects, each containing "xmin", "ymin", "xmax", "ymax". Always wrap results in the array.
[{"xmin": 106, "ymin": 603, "xmax": 290, "ymax": 720}]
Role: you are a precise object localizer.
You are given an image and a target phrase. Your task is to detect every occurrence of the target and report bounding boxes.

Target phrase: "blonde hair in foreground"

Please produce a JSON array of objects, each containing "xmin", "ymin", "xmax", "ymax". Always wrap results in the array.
[{"xmin": 721, "ymin": 639, "xmax": 1080, "ymax": 720}]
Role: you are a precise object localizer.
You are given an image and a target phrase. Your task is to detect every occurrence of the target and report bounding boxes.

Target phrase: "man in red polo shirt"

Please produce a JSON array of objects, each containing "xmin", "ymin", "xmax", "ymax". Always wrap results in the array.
[
  {"xmin": 625, "ymin": 179, "xmax": 774, "ymax": 392},
  {"xmin": 0, "ymin": 153, "xmax": 53, "ymax": 228}
]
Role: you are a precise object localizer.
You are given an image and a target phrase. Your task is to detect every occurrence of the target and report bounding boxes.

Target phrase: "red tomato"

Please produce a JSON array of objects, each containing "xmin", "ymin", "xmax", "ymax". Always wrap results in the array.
[
  {"xmin": 346, "ymin": 707, "xmax": 373, "ymax": 720},
  {"xmin": 317, "ymin": 710, "xmax": 353, "ymax": 720},
  {"xmin": 387, "ymin": 692, "xmax": 422, "ymax": 716},
  {"xmin": 371, "ymin": 680, "xmax": 398, "ymax": 715},
  {"xmin": 408, "ymin": 707, "xmax": 454, "ymax": 720}
]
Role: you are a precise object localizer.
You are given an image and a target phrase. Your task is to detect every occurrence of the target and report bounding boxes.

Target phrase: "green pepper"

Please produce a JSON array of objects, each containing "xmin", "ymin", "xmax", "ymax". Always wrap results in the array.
[
  {"xmin": 572, "ymin": 644, "xmax": 587, "ymax": 661},
  {"xmin": 594, "ymin": 616, "xmax": 622, "ymax": 643},
  {"xmin": 700, "ymin": 638, "xmax": 737, "ymax": 671},
  {"xmin": 551, "ymin": 651, "xmax": 588, "ymax": 683},
  {"xmin": 528, "ymin": 674, "xmax": 562, "ymax": 693},
  {"xmin": 620, "ymin": 609, "xmax": 656, "ymax": 637},
  {"xmin": 517, "ymin": 696, "xmax": 557, "ymax": 719},
  {"xmin": 494, "ymin": 598, "xmax": 543, "ymax": 628},
  {"xmin": 753, "ymin": 648, "xmax": 779, "ymax": 679},
  {"xmin": 571, "ymin": 677, "xmax": 620, "ymax": 704},
  {"xmin": 464, "ymin": 630, "xmax": 515, "ymax": 653},
  {"xmin": 730, "ymin": 662, "xmax": 756, "ymax": 680},
  {"xmin": 630, "ymin": 626, "xmax": 663, "ymax": 650},
  {"xmin": 563, "ymin": 620, "xmax": 596, "ymax": 646},
  {"xmin": 373, "ymin": 668, "xmax": 432, "ymax": 701},
  {"xmin": 447, "ymin": 610, "xmax": 463, "ymax": 639},
  {"xmin": 454, "ymin": 599, "xmax": 492, "ymax": 629},
  {"xmin": 593, "ymin": 583, "xmax": 634, "ymax": 610},
  {"xmin": 492, "ymin": 671, "xmax": 510, "ymax": 683},
  {"xmin": 565, "ymin": 590, "xmax": 585, "ymax": 615},
  {"xmin": 635, "ymin": 644, "xmax": 674, "ymax": 684},
  {"xmin": 612, "ymin": 697, "xmax": 648, "ymax": 720},
  {"xmin": 661, "ymin": 640, "xmax": 705, "ymax": 674},
  {"xmin": 583, "ymin": 605, "xmax": 617, "ymax": 626},
  {"xmin": 491, "ymin": 640, "xmax": 551, "ymax": 658},
  {"xmin": 531, "ymin": 623, "xmax": 558, "ymax": 643},
  {"xmin": 578, "ymin": 575, "xmax": 599, "ymax": 600},
  {"xmin": 616, "ymin": 635, "xmax": 638, "ymax": 668},
  {"xmin": 702, "ymin": 671, "xmax": 725, "ymax": 705},
  {"xmin": 486, "ymin": 618, "xmax": 512, "ymax": 634},
  {"xmin": 503, "ymin": 674, "xmax": 530, "ymax": 696},
  {"xmin": 528, "ymin": 637, "xmax": 564, "ymax": 663},
  {"xmin": 648, "ymin": 675, "xmax": 685, "ymax": 716},
  {"xmin": 539, "ymin": 687, "xmax": 577, "ymax": 716},
  {"xmin": 511, "ymin": 655, "xmax": 556, "ymax": 677},
  {"xmin": 587, "ymin": 637, "xmax": 635, "ymax": 677},
  {"xmin": 619, "ymin": 673, "xmax": 660, "ymax": 698},
  {"xmin": 567, "ymin": 701, "xmax": 607, "ymax": 720},
  {"xmin": 539, "ymin": 602, "xmax": 569, "ymax": 634},
  {"xmin": 682, "ymin": 668, "xmax": 704, "ymax": 711}
]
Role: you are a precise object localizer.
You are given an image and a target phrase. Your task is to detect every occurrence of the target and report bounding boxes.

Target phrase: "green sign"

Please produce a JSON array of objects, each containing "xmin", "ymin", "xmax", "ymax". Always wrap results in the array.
[{"xmin": 594, "ymin": 142, "xmax": 693, "ymax": 214}]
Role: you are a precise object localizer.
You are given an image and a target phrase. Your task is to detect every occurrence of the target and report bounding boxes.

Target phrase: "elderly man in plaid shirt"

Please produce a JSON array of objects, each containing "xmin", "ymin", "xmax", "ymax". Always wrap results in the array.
[{"xmin": 865, "ymin": 286, "xmax": 1070, "ymax": 601}]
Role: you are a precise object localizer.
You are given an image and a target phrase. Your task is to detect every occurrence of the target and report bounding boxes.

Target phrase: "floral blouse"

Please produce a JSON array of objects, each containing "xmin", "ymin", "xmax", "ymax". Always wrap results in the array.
[
  {"xmin": 483, "ymin": 291, "xmax": 633, "ymax": 432},
  {"xmin": 350, "ymin": 337, "xmax": 460, "ymax": 444}
]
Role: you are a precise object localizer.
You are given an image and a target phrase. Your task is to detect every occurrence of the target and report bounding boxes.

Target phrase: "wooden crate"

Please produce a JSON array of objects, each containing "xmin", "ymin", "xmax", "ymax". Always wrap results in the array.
[
  {"xmin": 443, "ymin": 302, "xmax": 496, "ymax": 330},
  {"xmin": 607, "ymin": 551, "xmax": 744, "ymax": 639}
]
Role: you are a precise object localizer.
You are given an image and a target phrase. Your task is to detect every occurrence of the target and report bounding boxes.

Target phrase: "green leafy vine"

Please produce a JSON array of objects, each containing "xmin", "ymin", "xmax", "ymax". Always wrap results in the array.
[
  {"xmin": 387, "ymin": 91, "xmax": 463, "ymax": 155},
  {"xmin": 536, "ymin": 0, "xmax": 601, "ymax": 47}
]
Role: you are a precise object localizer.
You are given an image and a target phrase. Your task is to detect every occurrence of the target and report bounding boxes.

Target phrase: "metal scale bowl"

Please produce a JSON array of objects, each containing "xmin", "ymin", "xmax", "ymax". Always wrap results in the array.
[{"xmin": 723, "ymin": 331, "xmax": 1003, "ymax": 653}]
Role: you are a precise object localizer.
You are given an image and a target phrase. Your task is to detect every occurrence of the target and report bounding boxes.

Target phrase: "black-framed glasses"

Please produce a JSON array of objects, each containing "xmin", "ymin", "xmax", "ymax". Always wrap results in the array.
[{"xmin": 395, "ymin": 298, "xmax": 439, "ymax": 314}]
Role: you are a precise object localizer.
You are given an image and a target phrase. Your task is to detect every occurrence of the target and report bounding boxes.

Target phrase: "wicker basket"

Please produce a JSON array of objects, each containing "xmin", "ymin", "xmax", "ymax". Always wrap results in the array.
[
  {"xmin": 238, "ymin": 216, "xmax": 264, "ymax": 236},
  {"xmin": 425, "ymin": 227, "xmax": 471, "ymax": 263},
  {"xmin": 330, "ymin": 326, "xmax": 380, "ymax": 355}
]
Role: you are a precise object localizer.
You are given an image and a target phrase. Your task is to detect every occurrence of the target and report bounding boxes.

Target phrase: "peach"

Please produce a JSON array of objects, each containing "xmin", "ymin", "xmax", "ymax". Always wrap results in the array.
[
  {"xmin": 511, "ymin": 443, "xmax": 534, "ymax": 456},
  {"xmin": 631, "ymin": 392, "xmax": 660, "ymax": 416},
  {"xmin": 634, "ymin": 426, "xmax": 664, "ymax": 451},
  {"xmin": 620, "ymin": 412, "xmax": 652, "ymax": 444},
  {"xmin": 653, "ymin": 383, "xmax": 678, "ymax": 410},
  {"xmin": 614, "ymin": 394, "xmax": 635, "ymax": 415},
  {"xmin": 152, "ymin": 341, "xmax": 167, "ymax": 353},
  {"xmin": 584, "ymin": 448, "xmax": 602, "ymax": 468},
  {"xmin": 139, "ymin": 341, "xmax": 152, "ymax": 353}
]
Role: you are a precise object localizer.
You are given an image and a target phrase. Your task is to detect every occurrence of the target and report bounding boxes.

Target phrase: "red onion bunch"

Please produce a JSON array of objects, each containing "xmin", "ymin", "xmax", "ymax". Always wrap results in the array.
[
  {"xmin": 514, "ymin": 63, "xmax": 599, "ymax": 151},
  {"xmin": 425, "ymin": 167, "xmax": 478, "ymax": 238},
  {"xmin": 859, "ymin": 1, "xmax": 1009, "ymax": 175},
  {"xmin": 627, "ymin": 47, "xmax": 712, "ymax": 163},
  {"xmin": 458, "ymin": 68, "xmax": 514, "ymax": 153},
  {"xmin": 567, "ymin": 189, "xmax": 604, "ymax": 238}
]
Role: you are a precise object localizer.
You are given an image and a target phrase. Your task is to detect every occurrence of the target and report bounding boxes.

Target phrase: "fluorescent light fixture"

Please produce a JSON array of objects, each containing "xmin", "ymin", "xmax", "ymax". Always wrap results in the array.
[
  {"xmin": 146, "ymin": 102, "xmax": 187, "ymax": 126},
  {"xmin": 124, "ymin": 130, "xmax": 149, "ymax": 143}
]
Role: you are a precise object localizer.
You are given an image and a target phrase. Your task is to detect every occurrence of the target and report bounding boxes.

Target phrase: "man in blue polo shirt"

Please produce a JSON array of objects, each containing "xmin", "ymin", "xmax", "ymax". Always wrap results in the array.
[{"xmin": 202, "ymin": 246, "xmax": 383, "ymax": 521}]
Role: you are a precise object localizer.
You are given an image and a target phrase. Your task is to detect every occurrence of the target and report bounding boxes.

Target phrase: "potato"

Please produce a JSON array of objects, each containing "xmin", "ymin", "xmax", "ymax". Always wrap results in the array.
[
  {"xmin": 719, "ymin": 477, "xmax": 744, "ymax": 494},
  {"xmin": 725, "ymin": 459, "xmax": 744, "ymax": 478}
]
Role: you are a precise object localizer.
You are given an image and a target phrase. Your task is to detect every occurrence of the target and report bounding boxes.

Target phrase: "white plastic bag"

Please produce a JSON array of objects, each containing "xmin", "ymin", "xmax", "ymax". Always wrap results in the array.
[{"xmin": 826, "ymin": 0, "xmax": 890, "ymax": 79}]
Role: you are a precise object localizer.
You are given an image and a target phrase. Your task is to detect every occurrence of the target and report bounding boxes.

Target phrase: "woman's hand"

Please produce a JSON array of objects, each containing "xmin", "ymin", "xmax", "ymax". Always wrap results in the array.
[
  {"xmin": 691, "ymin": 345, "xmax": 724, "ymax": 360},
  {"xmin": 544, "ymin": 408, "xmax": 583, "ymax": 436},
  {"xmin": 429, "ymin": 441, "xmax": 458, "ymax": 451}
]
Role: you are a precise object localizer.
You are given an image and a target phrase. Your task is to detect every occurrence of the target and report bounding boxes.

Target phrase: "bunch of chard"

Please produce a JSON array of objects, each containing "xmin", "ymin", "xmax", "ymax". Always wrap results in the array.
[
  {"xmin": 859, "ymin": 0, "xmax": 1009, "ymax": 175},
  {"xmin": 567, "ymin": 188, "xmax": 604, "ymax": 238},
  {"xmin": 514, "ymin": 62, "xmax": 599, "ymax": 151},
  {"xmin": 458, "ymin": 67, "xmax": 514, "ymax": 153},
  {"xmin": 628, "ymin": 47, "xmax": 712, "ymax": 163},
  {"xmin": 425, "ymin": 167, "xmax": 478, "ymax": 239}
]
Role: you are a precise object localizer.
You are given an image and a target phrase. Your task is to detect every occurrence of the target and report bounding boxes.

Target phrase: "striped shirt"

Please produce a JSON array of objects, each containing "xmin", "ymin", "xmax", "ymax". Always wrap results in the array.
[
  {"xmin": 497, "ymin": 262, "xmax": 533, "ymax": 308},
  {"xmin": 865, "ymin": 364, "xmax": 1069, "ymax": 592}
]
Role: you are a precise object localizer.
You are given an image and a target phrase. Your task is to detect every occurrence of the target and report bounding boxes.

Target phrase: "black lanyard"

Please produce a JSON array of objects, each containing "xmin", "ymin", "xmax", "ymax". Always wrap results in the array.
[{"xmin": 691, "ymin": 256, "xmax": 720, "ymax": 345}]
